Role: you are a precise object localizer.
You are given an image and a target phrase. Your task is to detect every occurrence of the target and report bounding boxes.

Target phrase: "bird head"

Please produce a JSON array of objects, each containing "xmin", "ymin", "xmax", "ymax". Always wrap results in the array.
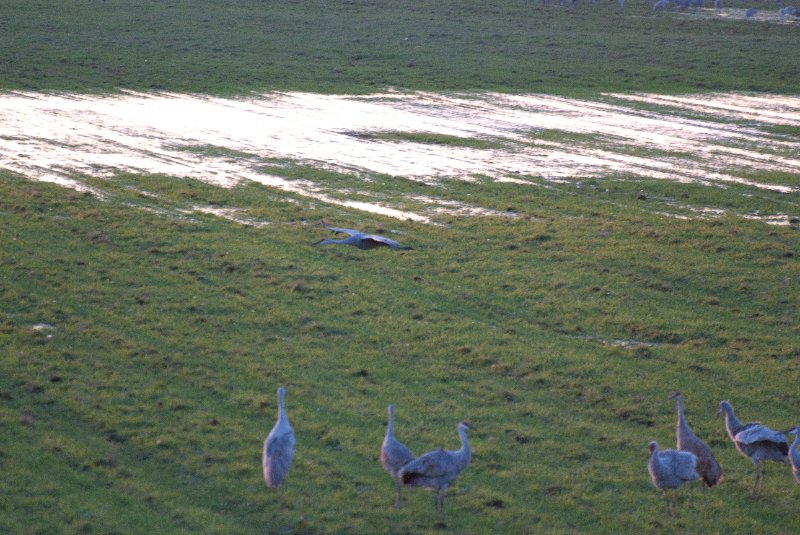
[
  {"xmin": 716, "ymin": 400, "xmax": 730, "ymax": 418},
  {"xmin": 670, "ymin": 391, "xmax": 683, "ymax": 400},
  {"xmin": 648, "ymin": 441, "xmax": 658, "ymax": 453},
  {"xmin": 783, "ymin": 426, "xmax": 800, "ymax": 436},
  {"xmin": 459, "ymin": 421, "xmax": 472, "ymax": 431}
]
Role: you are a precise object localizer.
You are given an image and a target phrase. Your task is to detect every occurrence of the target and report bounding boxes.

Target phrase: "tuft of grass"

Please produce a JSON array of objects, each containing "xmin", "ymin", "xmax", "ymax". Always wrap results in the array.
[
  {"xmin": 173, "ymin": 144, "xmax": 261, "ymax": 161},
  {"xmin": 528, "ymin": 129, "xmax": 608, "ymax": 145},
  {"xmin": 348, "ymin": 130, "xmax": 510, "ymax": 150},
  {"xmin": 764, "ymin": 125, "xmax": 800, "ymax": 137}
]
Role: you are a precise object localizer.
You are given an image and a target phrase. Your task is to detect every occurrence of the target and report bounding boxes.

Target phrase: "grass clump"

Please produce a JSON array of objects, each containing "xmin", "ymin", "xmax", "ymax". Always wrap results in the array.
[{"xmin": 349, "ymin": 131, "xmax": 510, "ymax": 150}]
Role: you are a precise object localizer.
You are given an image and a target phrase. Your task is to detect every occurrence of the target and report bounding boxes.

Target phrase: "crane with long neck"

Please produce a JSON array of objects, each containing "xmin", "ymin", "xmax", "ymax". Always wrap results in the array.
[
  {"xmin": 263, "ymin": 386, "xmax": 296, "ymax": 487},
  {"xmin": 399, "ymin": 421, "xmax": 472, "ymax": 515},
  {"xmin": 717, "ymin": 400, "xmax": 787, "ymax": 496},
  {"xmin": 380, "ymin": 404, "xmax": 414, "ymax": 508},
  {"xmin": 671, "ymin": 392, "xmax": 723, "ymax": 488}
]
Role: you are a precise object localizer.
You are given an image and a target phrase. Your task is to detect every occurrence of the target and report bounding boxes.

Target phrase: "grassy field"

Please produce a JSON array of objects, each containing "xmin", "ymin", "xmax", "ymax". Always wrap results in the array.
[
  {"xmin": 2, "ymin": 171, "xmax": 799, "ymax": 533},
  {"xmin": 2, "ymin": 1, "xmax": 800, "ymax": 534},
  {"xmin": 1, "ymin": 0, "xmax": 799, "ymax": 95}
]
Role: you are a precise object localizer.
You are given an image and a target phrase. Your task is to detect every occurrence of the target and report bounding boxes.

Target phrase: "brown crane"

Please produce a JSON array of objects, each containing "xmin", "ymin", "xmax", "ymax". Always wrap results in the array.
[{"xmin": 671, "ymin": 392, "xmax": 724, "ymax": 489}]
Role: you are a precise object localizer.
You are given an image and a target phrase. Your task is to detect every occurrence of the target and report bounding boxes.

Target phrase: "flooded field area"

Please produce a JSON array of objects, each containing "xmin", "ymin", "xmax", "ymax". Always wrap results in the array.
[{"xmin": 1, "ymin": 91, "xmax": 798, "ymax": 224}]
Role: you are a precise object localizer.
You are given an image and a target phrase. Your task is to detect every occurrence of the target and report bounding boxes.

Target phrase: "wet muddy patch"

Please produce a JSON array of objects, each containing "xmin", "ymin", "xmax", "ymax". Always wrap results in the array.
[{"xmin": 0, "ymin": 90, "xmax": 797, "ymax": 223}]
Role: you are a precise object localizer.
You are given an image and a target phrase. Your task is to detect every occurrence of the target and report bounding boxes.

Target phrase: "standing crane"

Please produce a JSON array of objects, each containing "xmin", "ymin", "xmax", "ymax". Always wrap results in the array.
[
  {"xmin": 671, "ymin": 392, "xmax": 723, "ymax": 489},
  {"xmin": 380, "ymin": 404, "xmax": 415, "ymax": 508},
  {"xmin": 717, "ymin": 400, "xmax": 788, "ymax": 495},
  {"xmin": 263, "ymin": 386, "xmax": 296, "ymax": 487},
  {"xmin": 647, "ymin": 441, "xmax": 699, "ymax": 516},
  {"xmin": 399, "ymin": 421, "xmax": 472, "ymax": 515}
]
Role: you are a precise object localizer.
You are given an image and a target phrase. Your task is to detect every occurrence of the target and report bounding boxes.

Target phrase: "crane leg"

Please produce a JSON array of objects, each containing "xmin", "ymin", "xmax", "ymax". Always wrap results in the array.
[
  {"xmin": 394, "ymin": 482, "xmax": 402, "ymax": 509},
  {"xmin": 661, "ymin": 490, "xmax": 673, "ymax": 517},
  {"xmin": 750, "ymin": 460, "xmax": 761, "ymax": 497},
  {"xmin": 701, "ymin": 481, "xmax": 708, "ymax": 508},
  {"xmin": 436, "ymin": 488, "xmax": 446, "ymax": 512}
]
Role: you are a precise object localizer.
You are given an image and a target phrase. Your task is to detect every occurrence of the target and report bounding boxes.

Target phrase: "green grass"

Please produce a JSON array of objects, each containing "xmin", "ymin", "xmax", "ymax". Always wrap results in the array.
[
  {"xmin": 1, "ymin": 0, "xmax": 799, "ymax": 95},
  {"xmin": 2, "ymin": 0, "xmax": 800, "ymax": 533},
  {"xmin": 529, "ymin": 130, "xmax": 608, "ymax": 145},
  {"xmin": 2, "ymin": 171, "xmax": 799, "ymax": 534},
  {"xmin": 174, "ymin": 145, "xmax": 262, "ymax": 162},
  {"xmin": 346, "ymin": 131, "xmax": 509, "ymax": 150}
]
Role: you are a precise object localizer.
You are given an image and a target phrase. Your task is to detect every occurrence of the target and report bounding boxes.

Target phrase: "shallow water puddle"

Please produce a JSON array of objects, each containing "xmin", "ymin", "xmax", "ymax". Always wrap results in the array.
[
  {"xmin": 688, "ymin": 7, "xmax": 800, "ymax": 24},
  {"xmin": 0, "ymin": 90, "xmax": 798, "ymax": 223}
]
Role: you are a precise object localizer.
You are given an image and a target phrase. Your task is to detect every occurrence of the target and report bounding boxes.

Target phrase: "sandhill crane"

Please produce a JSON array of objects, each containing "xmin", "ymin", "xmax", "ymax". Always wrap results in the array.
[
  {"xmin": 717, "ymin": 400, "xmax": 788, "ymax": 495},
  {"xmin": 647, "ymin": 441, "xmax": 699, "ymax": 516},
  {"xmin": 671, "ymin": 392, "xmax": 723, "ymax": 489},
  {"xmin": 314, "ymin": 222, "xmax": 412, "ymax": 250},
  {"xmin": 263, "ymin": 386, "xmax": 296, "ymax": 487},
  {"xmin": 785, "ymin": 427, "xmax": 800, "ymax": 483},
  {"xmin": 399, "ymin": 421, "xmax": 471, "ymax": 515},
  {"xmin": 381, "ymin": 404, "xmax": 415, "ymax": 508}
]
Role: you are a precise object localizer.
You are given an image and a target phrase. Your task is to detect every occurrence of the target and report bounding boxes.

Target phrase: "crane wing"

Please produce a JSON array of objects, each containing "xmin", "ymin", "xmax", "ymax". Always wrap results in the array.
[
  {"xmin": 735, "ymin": 425, "xmax": 787, "ymax": 445},
  {"xmin": 360, "ymin": 235, "xmax": 396, "ymax": 247},
  {"xmin": 362, "ymin": 235, "xmax": 411, "ymax": 249},
  {"xmin": 401, "ymin": 450, "xmax": 451, "ymax": 479},
  {"xmin": 672, "ymin": 450, "xmax": 699, "ymax": 481},
  {"xmin": 322, "ymin": 223, "xmax": 365, "ymax": 238}
]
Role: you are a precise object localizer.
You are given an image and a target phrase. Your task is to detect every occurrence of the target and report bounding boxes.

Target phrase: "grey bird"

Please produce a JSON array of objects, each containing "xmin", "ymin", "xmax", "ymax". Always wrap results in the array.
[
  {"xmin": 785, "ymin": 426, "xmax": 800, "ymax": 483},
  {"xmin": 717, "ymin": 400, "xmax": 788, "ymax": 495},
  {"xmin": 671, "ymin": 392, "xmax": 724, "ymax": 489},
  {"xmin": 647, "ymin": 441, "xmax": 699, "ymax": 516},
  {"xmin": 314, "ymin": 222, "xmax": 412, "ymax": 250},
  {"xmin": 399, "ymin": 421, "xmax": 471, "ymax": 514},
  {"xmin": 263, "ymin": 386, "xmax": 296, "ymax": 487},
  {"xmin": 381, "ymin": 404, "xmax": 415, "ymax": 508}
]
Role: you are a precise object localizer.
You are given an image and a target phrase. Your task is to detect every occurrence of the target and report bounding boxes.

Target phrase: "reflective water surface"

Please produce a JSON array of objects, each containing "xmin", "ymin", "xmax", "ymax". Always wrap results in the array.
[{"xmin": 1, "ymin": 91, "xmax": 797, "ymax": 223}]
